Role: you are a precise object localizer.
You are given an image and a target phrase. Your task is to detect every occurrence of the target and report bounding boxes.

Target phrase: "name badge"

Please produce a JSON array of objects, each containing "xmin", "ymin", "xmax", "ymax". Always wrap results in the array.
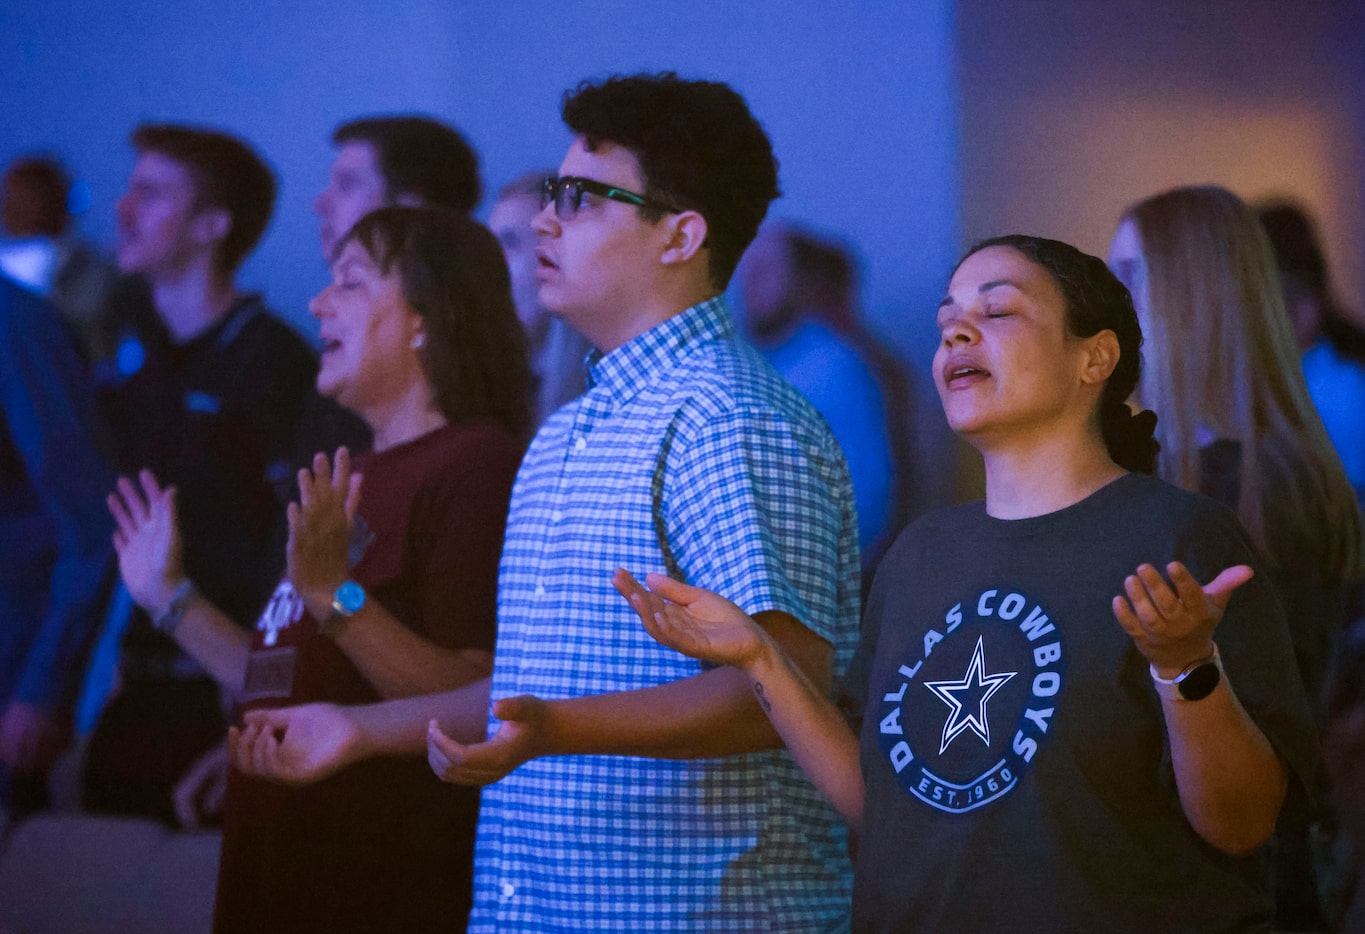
[{"xmin": 242, "ymin": 646, "xmax": 296, "ymax": 701}]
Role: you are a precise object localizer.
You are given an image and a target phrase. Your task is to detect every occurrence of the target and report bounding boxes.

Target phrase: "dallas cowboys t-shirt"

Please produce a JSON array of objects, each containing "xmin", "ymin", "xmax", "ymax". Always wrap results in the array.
[{"xmin": 846, "ymin": 472, "xmax": 1315, "ymax": 933}]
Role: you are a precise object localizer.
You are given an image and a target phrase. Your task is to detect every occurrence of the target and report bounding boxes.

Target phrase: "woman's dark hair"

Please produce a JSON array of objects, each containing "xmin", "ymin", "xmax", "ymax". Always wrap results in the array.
[
  {"xmin": 958, "ymin": 234, "xmax": 1159, "ymax": 473},
  {"xmin": 340, "ymin": 206, "xmax": 532, "ymax": 439}
]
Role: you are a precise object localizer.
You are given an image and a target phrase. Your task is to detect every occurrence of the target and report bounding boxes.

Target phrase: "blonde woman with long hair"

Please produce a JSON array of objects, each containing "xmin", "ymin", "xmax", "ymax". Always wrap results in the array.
[{"xmin": 1108, "ymin": 184, "xmax": 1363, "ymax": 929}]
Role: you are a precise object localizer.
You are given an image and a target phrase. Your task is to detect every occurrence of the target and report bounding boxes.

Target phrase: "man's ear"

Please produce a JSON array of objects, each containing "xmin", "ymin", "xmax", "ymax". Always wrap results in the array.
[
  {"xmin": 1081, "ymin": 329, "xmax": 1121, "ymax": 386},
  {"xmin": 194, "ymin": 206, "xmax": 232, "ymax": 251},
  {"xmin": 659, "ymin": 210, "xmax": 708, "ymax": 267}
]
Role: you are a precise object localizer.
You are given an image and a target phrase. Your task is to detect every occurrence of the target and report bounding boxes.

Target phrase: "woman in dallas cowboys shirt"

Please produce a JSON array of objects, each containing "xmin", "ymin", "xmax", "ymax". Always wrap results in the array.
[{"xmin": 615, "ymin": 235, "xmax": 1314, "ymax": 932}]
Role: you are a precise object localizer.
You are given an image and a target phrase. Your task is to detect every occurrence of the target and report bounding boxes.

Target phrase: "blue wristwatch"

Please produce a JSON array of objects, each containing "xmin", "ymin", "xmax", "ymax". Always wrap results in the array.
[{"xmin": 320, "ymin": 580, "xmax": 366, "ymax": 637}]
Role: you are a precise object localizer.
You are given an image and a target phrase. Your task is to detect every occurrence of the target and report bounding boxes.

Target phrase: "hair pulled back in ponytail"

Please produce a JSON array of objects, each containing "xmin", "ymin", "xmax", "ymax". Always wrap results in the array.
[{"xmin": 958, "ymin": 234, "xmax": 1160, "ymax": 473}]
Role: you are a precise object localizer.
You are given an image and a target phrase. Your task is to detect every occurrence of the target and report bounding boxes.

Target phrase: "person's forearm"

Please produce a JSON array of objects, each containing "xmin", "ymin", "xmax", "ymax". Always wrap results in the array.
[
  {"xmin": 537, "ymin": 610, "xmax": 835, "ymax": 760},
  {"xmin": 171, "ymin": 599, "xmax": 253, "ymax": 694},
  {"xmin": 539, "ymin": 665, "xmax": 783, "ymax": 760},
  {"xmin": 1163, "ymin": 674, "xmax": 1287, "ymax": 854},
  {"xmin": 351, "ymin": 678, "xmax": 493, "ymax": 757},
  {"xmin": 302, "ymin": 588, "xmax": 492, "ymax": 698},
  {"xmin": 331, "ymin": 603, "xmax": 492, "ymax": 697},
  {"xmin": 745, "ymin": 637, "xmax": 865, "ymax": 826}
]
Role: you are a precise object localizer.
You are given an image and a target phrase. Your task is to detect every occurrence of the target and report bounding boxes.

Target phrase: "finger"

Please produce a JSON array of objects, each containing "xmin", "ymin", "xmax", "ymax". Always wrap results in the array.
[
  {"xmin": 250, "ymin": 725, "xmax": 280, "ymax": 776},
  {"xmin": 112, "ymin": 529, "xmax": 127, "ymax": 552},
  {"xmin": 313, "ymin": 450, "xmax": 332, "ymax": 488},
  {"xmin": 243, "ymin": 707, "xmax": 293, "ymax": 732},
  {"xmin": 638, "ymin": 603, "xmax": 672, "ymax": 646},
  {"xmin": 427, "ymin": 721, "xmax": 468, "ymax": 764},
  {"xmin": 427, "ymin": 744, "xmax": 452, "ymax": 779},
  {"xmin": 116, "ymin": 475, "xmax": 150, "ymax": 523},
  {"xmin": 294, "ymin": 467, "xmax": 312, "ymax": 510},
  {"xmin": 490, "ymin": 695, "xmax": 540, "ymax": 724},
  {"xmin": 228, "ymin": 723, "xmax": 253, "ymax": 772},
  {"xmin": 1135, "ymin": 563, "xmax": 1181, "ymax": 618},
  {"xmin": 612, "ymin": 570, "xmax": 667, "ymax": 621},
  {"xmin": 172, "ymin": 781, "xmax": 198, "ymax": 829},
  {"xmin": 344, "ymin": 472, "xmax": 363, "ymax": 523},
  {"xmin": 137, "ymin": 468, "xmax": 164, "ymax": 504},
  {"xmin": 1112, "ymin": 594, "xmax": 1144, "ymax": 639},
  {"xmin": 332, "ymin": 447, "xmax": 350, "ymax": 496},
  {"xmin": 1122, "ymin": 571, "xmax": 1162, "ymax": 631},
  {"xmin": 107, "ymin": 491, "xmax": 137, "ymax": 537},
  {"xmin": 611, "ymin": 568, "xmax": 647, "ymax": 601},
  {"xmin": 1201, "ymin": 563, "xmax": 1254, "ymax": 612},
  {"xmin": 643, "ymin": 573, "xmax": 706, "ymax": 606},
  {"xmin": 286, "ymin": 501, "xmax": 301, "ymax": 539}
]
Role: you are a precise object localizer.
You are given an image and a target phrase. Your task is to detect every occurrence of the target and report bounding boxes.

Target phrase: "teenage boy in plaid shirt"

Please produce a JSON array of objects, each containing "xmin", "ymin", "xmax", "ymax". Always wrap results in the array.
[{"xmin": 232, "ymin": 72, "xmax": 860, "ymax": 931}]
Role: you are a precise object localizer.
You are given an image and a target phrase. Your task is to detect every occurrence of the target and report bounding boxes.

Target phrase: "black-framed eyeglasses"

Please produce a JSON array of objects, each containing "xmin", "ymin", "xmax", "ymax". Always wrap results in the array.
[{"xmin": 540, "ymin": 175, "xmax": 679, "ymax": 221}]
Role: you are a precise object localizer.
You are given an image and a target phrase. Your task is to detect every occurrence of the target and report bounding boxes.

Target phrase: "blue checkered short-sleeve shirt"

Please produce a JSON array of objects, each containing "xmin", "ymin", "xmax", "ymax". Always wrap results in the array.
[{"xmin": 470, "ymin": 298, "xmax": 861, "ymax": 932}]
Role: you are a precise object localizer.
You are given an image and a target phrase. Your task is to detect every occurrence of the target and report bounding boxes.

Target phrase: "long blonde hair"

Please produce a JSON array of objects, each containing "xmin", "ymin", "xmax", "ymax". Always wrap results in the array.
[{"xmin": 1124, "ymin": 185, "xmax": 1362, "ymax": 578}]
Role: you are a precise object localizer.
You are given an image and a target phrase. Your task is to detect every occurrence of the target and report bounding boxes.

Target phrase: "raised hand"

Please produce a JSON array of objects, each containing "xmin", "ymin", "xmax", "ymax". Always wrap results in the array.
[
  {"xmin": 107, "ymin": 470, "xmax": 185, "ymax": 614},
  {"xmin": 287, "ymin": 448, "xmax": 363, "ymax": 608},
  {"xmin": 228, "ymin": 703, "xmax": 363, "ymax": 785},
  {"xmin": 1112, "ymin": 561, "xmax": 1253, "ymax": 676},
  {"xmin": 426, "ymin": 695, "xmax": 545, "ymax": 786},
  {"xmin": 611, "ymin": 568, "xmax": 768, "ymax": 670}
]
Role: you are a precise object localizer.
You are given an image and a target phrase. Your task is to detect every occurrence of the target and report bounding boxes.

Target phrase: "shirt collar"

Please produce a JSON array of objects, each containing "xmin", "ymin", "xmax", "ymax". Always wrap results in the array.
[{"xmin": 583, "ymin": 296, "xmax": 734, "ymax": 408}]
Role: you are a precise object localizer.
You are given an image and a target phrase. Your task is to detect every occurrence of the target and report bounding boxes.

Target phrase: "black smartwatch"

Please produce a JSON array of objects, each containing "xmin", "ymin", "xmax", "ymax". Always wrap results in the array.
[{"xmin": 1150, "ymin": 645, "xmax": 1223, "ymax": 702}]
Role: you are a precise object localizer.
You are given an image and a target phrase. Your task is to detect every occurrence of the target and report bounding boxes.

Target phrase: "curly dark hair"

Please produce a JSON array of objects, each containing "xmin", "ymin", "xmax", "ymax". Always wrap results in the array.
[
  {"xmin": 958, "ymin": 235, "xmax": 1159, "ymax": 474},
  {"xmin": 561, "ymin": 72, "xmax": 780, "ymax": 290},
  {"xmin": 333, "ymin": 116, "xmax": 482, "ymax": 215},
  {"xmin": 340, "ymin": 207, "xmax": 532, "ymax": 439},
  {"xmin": 131, "ymin": 124, "xmax": 275, "ymax": 274}
]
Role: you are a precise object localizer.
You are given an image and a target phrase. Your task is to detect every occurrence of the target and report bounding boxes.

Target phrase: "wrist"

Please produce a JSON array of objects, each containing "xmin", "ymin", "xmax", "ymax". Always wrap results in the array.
[
  {"xmin": 300, "ymin": 581, "xmax": 344, "ymax": 622},
  {"xmin": 746, "ymin": 631, "xmax": 787, "ymax": 681},
  {"xmin": 345, "ymin": 705, "xmax": 386, "ymax": 760},
  {"xmin": 139, "ymin": 575, "xmax": 189, "ymax": 619},
  {"xmin": 1150, "ymin": 643, "xmax": 1223, "ymax": 703},
  {"xmin": 535, "ymin": 700, "xmax": 566, "ymax": 759},
  {"xmin": 1150, "ymin": 640, "xmax": 1217, "ymax": 681},
  {"xmin": 151, "ymin": 579, "xmax": 199, "ymax": 636}
]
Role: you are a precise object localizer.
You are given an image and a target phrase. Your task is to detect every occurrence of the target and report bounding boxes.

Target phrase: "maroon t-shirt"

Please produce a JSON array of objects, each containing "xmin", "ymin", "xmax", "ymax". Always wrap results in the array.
[{"xmin": 213, "ymin": 420, "xmax": 523, "ymax": 934}]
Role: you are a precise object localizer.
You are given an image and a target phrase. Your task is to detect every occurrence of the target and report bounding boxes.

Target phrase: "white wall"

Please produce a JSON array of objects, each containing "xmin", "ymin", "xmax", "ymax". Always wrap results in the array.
[
  {"xmin": 956, "ymin": 0, "xmax": 1365, "ymax": 320},
  {"xmin": 2, "ymin": 0, "xmax": 962, "ymax": 354}
]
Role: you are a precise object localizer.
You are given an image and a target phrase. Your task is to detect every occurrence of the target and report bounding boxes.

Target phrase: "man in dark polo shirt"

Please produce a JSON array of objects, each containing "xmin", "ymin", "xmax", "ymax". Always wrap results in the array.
[{"xmin": 82, "ymin": 124, "xmax": 317, "ymax": 822}]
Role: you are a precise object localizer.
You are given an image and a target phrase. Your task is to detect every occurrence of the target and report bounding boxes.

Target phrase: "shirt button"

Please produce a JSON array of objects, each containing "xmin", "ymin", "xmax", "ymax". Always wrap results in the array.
[
  {"xmin": 550, "ymin": 510, "xmax": 563, "ymax": 523},
  {"xmin": 534, "ymin": 585, "xmax": 546, "ymax": 597},
  {"xmin": 573, "ymin": 437, "xmax": 587, "ymax": 452},
  {"xmin": 500, "ymin": 881, "xmax": 516, "ymax": 899}
]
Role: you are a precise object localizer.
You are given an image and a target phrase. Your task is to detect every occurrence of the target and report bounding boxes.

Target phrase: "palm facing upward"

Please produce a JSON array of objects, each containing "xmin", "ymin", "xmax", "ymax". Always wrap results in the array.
[{"xmin": 611, "ymin": 568, "xmax": 768, "ymax": 670}]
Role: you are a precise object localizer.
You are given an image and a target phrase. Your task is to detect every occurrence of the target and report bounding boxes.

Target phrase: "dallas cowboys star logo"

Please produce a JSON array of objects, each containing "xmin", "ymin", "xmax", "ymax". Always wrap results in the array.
[{"xmin": 924, "ymin": 635, "xmax": 1017, "ymax": 754}]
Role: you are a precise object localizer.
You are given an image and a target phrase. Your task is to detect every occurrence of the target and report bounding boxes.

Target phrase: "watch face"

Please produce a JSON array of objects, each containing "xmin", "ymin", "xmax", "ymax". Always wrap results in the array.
[
  {"xmin": 334, "ymin": 580, "xmax": 366, "ymax": 615},
  {"xmin": 1178, "ymin": 662, "xmax": 1221, "ymax": 701}
]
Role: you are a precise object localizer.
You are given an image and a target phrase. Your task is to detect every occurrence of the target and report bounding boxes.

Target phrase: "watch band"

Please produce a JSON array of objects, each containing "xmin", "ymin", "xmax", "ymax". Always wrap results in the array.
[
  {"xmin": 1150, "ymin": 644, "xmax": 1223, "ymax": 702},
  {"xmin": 153, "ymin": 579, "xmax": 199, "ymax": 636}
]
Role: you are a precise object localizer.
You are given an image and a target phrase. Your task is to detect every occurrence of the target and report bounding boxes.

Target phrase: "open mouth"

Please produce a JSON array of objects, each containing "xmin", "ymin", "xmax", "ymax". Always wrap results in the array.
[{"xmin": 943, "ymin": 361, "xmax": 991, "ymax": 388}]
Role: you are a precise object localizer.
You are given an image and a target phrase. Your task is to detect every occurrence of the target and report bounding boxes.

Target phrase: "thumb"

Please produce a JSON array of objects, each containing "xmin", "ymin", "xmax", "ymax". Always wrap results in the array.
[
  {"xmin": 491, "ymin": 695, "xmax": 541, "ymax": 724},
  {"xmin": 1204, "ymin": 564, "xmax": 1254, "ymax": 612},
  {"xmin": 644, "ymin": 573, "xmax": 707, "ymax": 606},
  {"xmin": 243, "ymin": 707, "xmax": 293, "ymax": 732}
]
